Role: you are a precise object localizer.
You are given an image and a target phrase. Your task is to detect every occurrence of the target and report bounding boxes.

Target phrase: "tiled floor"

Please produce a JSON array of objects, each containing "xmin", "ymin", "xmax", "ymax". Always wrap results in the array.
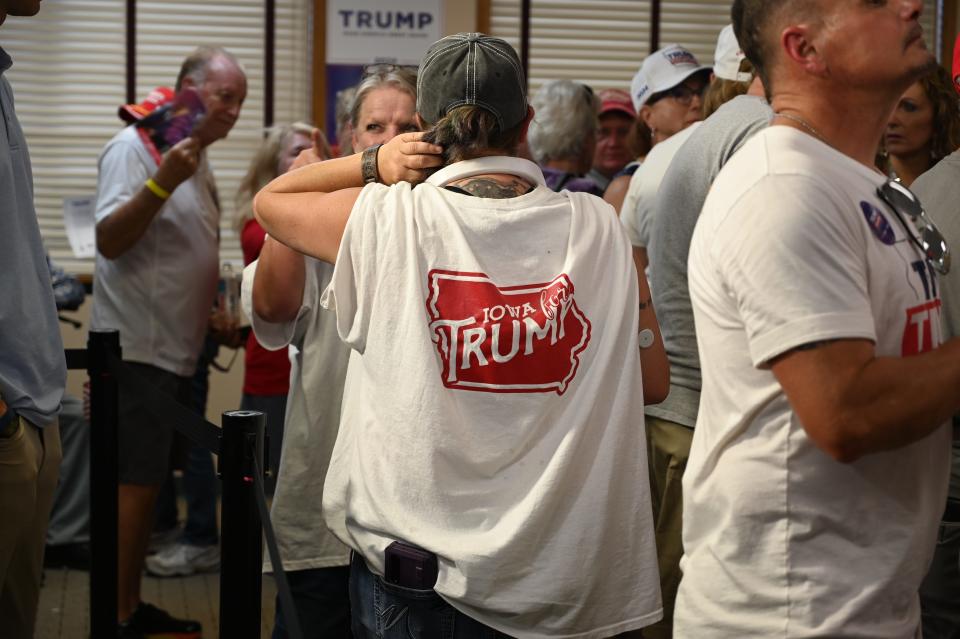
[{"xmin": 36, "ymin": 568, "xmax": 277, "ymax": 638}]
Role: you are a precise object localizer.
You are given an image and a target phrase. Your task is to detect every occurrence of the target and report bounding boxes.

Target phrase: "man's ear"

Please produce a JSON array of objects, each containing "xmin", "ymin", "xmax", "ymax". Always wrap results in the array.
[
  {"xmin": 415, "ymin": 113, "xmax": 427, "ymax": 131},
  {"xmin": 781, "ymin": 23, "xmax": 825, "ymax": 76}
]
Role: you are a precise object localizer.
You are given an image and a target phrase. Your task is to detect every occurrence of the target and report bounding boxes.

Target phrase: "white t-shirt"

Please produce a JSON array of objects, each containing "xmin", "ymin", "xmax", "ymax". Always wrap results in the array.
[
  {"xmin": 678, "ymin": 126, "xmax": 951, "ymax": 638},
  {"xmin": 241, "ymin": 257, "xmax": 352, "ymax": 572},
  {"xmin": 321, "ymin": 156, "xmax": 661, "ymax": 639},
  {"xmin": 620, "ymin": 122, "xmax": 701, "ymax": 250},
  {"xmin": 91, "ymin": 126, "xmax": 219, "ymax": 376}
]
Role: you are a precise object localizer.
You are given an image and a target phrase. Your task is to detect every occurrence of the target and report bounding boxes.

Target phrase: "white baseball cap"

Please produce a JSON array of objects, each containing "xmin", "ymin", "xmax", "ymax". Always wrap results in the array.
[
  {"xmin": 714, "ymin": 25, "xmax": 752, "ymax": 83},
  {"xmin": 630, "ymin": 44, "xmax": 711, "ymax": 111}
]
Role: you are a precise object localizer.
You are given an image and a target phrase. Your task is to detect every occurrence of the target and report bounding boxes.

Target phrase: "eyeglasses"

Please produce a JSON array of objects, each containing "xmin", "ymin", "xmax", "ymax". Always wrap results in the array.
[
  {"xmin": 361, "ymin": 63, "xmax": 418, "ymax": 79},
  {"xmin": 648, "ymin": 81, "xmax": 707, "ymax": 107},
  {"xmin": 876, "ymin": 180, "xmax": 951, "ymax": 274}
]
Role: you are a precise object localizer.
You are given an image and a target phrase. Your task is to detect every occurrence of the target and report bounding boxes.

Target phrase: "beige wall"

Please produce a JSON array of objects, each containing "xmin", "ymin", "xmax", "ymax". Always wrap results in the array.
[{"xmin": 443, "ymin": 0, "xmax": 478, "ymax": 34}]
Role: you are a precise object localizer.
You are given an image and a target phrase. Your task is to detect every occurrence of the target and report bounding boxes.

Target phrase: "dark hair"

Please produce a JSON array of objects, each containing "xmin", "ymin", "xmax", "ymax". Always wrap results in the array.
[
  {"xmin": 921, "ymin": 65, "xmax": 960, "ymax": 161},
  {"xmin": 630, "ymin": 120, "xmax": 652, "ymax": 161},
  {"xmin": 878, "ymin": 65, "xmax": 960, "ymax": 172},
  {"xmin": 421, "ymin": 105, "xmax": 526, "ymax": 165},
  {"xmin": 731, "ymin": 0, "xmax": 813, "ymax": 97}
]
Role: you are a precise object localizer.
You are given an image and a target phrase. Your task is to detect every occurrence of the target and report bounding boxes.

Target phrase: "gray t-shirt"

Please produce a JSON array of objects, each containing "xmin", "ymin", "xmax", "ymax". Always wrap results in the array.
[
  {"xmin": 909, "ymin": 154, "xmax": 960, "ymax": 500},
  {"xmin": 646, "ymin": 95, "xmax": 771, "ymax": 427},
  {"xmin": 0, "ymin": 48, "xmax": 65, "ymax": 426}
]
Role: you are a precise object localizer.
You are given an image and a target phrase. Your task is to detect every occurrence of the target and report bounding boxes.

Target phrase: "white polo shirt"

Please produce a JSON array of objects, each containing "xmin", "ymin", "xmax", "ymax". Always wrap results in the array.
[{"xmin": 91, "ymin": 126, "xmax": 220, "ymax": 377}]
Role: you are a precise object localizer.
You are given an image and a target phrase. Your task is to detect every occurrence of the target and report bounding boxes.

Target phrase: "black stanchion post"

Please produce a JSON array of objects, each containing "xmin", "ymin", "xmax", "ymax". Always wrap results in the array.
[
  {"xmin": 87, "ymin": 329, "xmax": 121, "ymax": 638},
  {"xmin": 219, "ymin": 410, "xmax": 265, "ymax": 639}
]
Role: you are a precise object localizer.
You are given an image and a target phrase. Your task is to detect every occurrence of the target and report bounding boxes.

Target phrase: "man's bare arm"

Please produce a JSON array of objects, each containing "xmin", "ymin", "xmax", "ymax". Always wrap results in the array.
[
  {"xmin": 96, "ymin": 137, "xmax": 200, "ymax": 259},
  {"xmin": 632, "ymin": 246, "xmax": 648, "ymax": 276},
  {"xmin": 771, "ymin": 338, "xmax": 960, "ymax": 462},
  {"xmin": 602, "ymin": 174, "xmax": 631, "ymax": 214},
  {"xmin": 636, "ymin": 261, "xmax": 669, "ymax": 405}
]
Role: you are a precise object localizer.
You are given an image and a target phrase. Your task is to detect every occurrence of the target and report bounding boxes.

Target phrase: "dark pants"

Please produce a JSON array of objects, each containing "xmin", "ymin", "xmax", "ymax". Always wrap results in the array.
[
  {"xmin": 349, "ymin": 553, "xmax": 509, "ymax": 639},
  {"xmin": 920, "ymin": 499, "xmax": 960, "ymax": 639},
  {"xmin": 272, "ymin": 566, "xmax": 352, "ymax": 639},
  {"xmin": 155, "ymin": 443, "xmax": 219, "ymax": 546},
  {"xmin": 154, "ymin": 337, "xmax": 219, "ymax": 545}
]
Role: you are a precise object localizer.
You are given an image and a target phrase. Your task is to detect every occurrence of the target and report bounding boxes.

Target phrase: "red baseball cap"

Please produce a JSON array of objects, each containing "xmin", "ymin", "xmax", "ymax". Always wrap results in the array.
[
  {"xmin": 118, "ymin": 86, "xmax": 175, "ymax": 123},
  {"xmin": 597, "ymin": 88, "xmax": 636, "ymax": 119}
]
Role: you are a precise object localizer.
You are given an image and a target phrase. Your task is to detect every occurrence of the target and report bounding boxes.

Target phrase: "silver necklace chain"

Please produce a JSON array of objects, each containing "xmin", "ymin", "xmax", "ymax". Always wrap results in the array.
[{"xmin": 773, "ymin": 112, "xmax": 827, "ymax": 144}]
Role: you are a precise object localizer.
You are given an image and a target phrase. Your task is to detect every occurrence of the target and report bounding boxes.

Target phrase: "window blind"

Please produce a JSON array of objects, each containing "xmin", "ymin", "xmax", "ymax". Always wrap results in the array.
[
  {"xmin": 4, "ymin": 0, "xmax": 126, "ymax": 276},
  {"xmin": 491, "ymin": 0, "xmax": 653, "ymax": 95},
  {"xmin": 491, "ymin": 0, "xmax": 943, "ymax": 98},
  {"xmin": 4, "ymin": 0, "xmax": 312, "ymax": 275}
]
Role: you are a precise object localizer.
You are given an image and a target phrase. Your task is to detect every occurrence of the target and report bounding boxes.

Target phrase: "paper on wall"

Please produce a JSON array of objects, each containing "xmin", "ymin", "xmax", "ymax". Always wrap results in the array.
[{"xmin": 63, "ymin": 195, "xmax": 96, "ymax": 258}]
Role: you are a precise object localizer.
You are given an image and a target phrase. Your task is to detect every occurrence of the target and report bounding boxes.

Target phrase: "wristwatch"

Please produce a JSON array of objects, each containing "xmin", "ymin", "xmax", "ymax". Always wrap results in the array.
[
  {"xmin": 360, "ymin": 143, "xmax": 383, "ymax": 184},
  {"xmin": 638, "ymin": 328, "xmax": 655, "ymax": 349}
]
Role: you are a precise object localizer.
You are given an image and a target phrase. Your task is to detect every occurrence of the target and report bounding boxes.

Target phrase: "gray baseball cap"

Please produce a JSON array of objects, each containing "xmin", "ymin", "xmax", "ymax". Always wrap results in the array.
[{"xmin": 416, "ymin": 33, "xmax": 527, "ymax": 131}]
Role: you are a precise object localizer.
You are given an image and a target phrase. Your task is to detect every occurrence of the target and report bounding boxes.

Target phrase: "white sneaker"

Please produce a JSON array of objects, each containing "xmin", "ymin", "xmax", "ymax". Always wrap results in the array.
[
  {"xmin": 147, "ymin": 526, "xmax": 181, "ymax": 555},
  {"xmin": 145, "ymin": 542, "xmax": 220, "ymax": 577}
]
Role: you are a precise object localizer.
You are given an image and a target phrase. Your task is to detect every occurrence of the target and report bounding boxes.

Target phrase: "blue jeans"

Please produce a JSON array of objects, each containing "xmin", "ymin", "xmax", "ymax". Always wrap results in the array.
[
  {"xmin": 920, "ymin": 503, "xmax": 960, "ymax": 639},
  {"xmin": 155, "ymin": 443, "xmax": 219, "ymax": 546},
  {"xmin": 349, "ymin": 553, "xmax": 509, "ymax": 639},
  {"xmin": 272, "ymin": 566, "xmax": 351, "ymax": 639}
]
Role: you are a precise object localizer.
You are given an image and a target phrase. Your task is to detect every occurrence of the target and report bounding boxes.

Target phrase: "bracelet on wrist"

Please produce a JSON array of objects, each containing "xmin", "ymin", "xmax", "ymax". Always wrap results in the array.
[
  {"xmin": 360, "ymin": 143, "xmax": 383, "ymax": 185},
  {"xmin": 145, "ymin": 177, "xmax": 172, "ymax": 200}
]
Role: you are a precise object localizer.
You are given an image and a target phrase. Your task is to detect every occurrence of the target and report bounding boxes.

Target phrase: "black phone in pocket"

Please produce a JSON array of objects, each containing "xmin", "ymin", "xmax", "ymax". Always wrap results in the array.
[{"xmin": 384, "ymin": 541, "xmax": 438, "ymax": 590}]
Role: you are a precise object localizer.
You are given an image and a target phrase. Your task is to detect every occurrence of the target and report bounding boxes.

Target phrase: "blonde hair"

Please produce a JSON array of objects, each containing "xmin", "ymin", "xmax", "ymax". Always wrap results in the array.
[
  {"xmin": 702, "ymin": 59, "xmax": 755, "ymax": 118},
  {"xmin": 234, "ymin": 122, "xmax": 328, "ymax": 231}
]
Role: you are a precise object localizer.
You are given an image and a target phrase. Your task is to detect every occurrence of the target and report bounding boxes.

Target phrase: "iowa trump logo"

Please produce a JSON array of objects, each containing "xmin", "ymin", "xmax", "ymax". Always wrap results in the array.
[{"xmin": 426, "ymin": 270, "xmax": 592, "ymax": 395}]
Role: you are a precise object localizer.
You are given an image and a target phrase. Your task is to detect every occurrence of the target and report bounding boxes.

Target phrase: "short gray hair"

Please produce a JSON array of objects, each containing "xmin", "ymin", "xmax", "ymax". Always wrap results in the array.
[
  {"xmin": 527, "ymin": 80, "xmax": 600, "ymax": 164},
  {"xmin": 176, "ymin": 46, "xmax": 243, "ymax": 91}
]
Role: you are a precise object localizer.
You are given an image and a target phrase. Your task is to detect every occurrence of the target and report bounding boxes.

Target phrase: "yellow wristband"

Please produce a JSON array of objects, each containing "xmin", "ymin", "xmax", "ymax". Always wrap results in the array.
[{"xmin": 145, "ymin": 177, "xmax": 171, "ymax": 200}]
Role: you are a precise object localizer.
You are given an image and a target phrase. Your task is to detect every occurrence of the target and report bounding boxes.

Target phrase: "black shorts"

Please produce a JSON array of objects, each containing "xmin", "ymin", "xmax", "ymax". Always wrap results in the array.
[{"xmin": 117, "ymin": 362, "xmax": 193, "ymax": 485}]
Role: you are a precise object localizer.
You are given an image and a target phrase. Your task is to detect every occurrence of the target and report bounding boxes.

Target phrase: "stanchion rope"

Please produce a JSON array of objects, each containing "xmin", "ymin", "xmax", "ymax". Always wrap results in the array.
[
  {"xmin": 104, "ymin": 351, "xmax": 221, "ymax": 453},
  {"xmin": 253, "ymin": 454, "xmax": 305, "ymax": 639},
  {"xmin": 102, "ymin": 349, "xmax": 303, "ymax": 638}
]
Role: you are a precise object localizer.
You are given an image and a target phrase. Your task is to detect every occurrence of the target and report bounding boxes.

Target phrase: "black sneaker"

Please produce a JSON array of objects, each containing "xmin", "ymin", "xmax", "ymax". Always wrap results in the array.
[{"xmin": 117, "ymin": 602, "xmax": 202, "ymax": 638}]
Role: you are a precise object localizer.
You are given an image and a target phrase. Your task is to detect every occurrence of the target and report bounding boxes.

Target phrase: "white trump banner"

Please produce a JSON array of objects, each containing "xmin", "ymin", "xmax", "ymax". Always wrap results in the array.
[{"xmin": 326, "ymin": 0, "xmax": 443, "ymax": 65}]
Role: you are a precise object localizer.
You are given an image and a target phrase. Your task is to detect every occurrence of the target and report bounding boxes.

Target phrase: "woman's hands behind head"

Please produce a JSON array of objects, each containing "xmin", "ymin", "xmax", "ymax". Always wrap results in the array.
[{"xmin": 377, "ymin": 132, "xmax": 444, "ymax": 185}]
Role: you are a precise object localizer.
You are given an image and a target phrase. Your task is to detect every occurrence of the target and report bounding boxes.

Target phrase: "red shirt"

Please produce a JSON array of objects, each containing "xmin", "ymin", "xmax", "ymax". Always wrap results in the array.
[{"xmin": 241, "ymin": 219, "xmax": 291, "ymax": 396}]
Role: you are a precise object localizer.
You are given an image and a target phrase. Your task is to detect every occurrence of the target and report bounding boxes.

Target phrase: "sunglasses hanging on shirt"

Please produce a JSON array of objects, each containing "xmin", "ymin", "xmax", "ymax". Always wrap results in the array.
[{"xmin": 876, "ymin": 180, "xmax": 951, "ymax": 275}]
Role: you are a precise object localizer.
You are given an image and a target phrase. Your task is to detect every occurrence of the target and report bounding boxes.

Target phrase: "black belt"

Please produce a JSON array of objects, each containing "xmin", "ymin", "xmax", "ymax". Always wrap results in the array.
[{"xmin": 943, "ymin": 498, "xmax": 960, "ymax": 523}]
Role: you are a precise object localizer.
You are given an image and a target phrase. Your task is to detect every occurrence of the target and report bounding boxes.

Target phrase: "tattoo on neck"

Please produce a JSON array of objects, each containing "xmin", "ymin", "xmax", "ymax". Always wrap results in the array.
[
  {"xmin": 638, "ymin": 296, "xmax": 652, "ymax": 311},
  {"xmin": 455, "ymin": 177, "xmax": 531, "ymax": 199}
]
